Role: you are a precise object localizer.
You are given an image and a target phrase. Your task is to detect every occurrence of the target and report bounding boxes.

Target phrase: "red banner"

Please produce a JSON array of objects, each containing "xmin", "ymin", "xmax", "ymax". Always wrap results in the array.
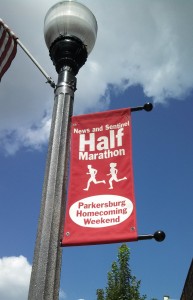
[{"xmin": 62, "ymin": 108, "xmax": 138, "ymax": 246}]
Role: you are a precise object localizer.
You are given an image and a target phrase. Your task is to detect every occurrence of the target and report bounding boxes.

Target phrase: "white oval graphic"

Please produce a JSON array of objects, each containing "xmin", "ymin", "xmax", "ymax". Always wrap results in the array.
[{"xmin": 69, "ymin": 195, "xmax": 133, "ymax": 228}]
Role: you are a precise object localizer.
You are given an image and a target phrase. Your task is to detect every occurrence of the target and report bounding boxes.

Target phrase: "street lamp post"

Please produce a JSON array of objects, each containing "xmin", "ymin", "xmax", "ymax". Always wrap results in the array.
[{"xmin": 28, "ymin": 2, "xmax": 97, "ymax": 299}]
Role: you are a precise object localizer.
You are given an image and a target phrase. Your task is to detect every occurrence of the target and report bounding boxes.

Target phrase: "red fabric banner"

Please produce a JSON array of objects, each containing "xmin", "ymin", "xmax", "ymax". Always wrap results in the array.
[{"xmin": 62, "ymin": 108, "xmax": 138, "ymax": 246}]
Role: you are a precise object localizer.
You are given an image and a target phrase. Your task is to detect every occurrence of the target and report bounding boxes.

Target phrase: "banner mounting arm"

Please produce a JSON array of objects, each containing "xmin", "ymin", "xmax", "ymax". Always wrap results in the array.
[
  {"xmin": 138, "ymin": 230, "xmax": 166, "ymax": 242},
  {"xmin": 131, "ymin": 102, "xmax": 153, "ymax": 112}
]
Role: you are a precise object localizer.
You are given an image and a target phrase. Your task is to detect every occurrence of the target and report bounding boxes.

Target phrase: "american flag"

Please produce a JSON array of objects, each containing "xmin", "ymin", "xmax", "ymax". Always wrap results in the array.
[{"xmin": 0, "ymin": 19, "xmax": 17, "ymax": 80}]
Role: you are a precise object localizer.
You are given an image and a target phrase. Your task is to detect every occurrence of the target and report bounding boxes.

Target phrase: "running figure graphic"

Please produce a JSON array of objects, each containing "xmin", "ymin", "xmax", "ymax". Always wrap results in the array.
[
  {"xmin": 83, "ymin": 165, "xmax": 106, "ymax": 191},
  {"xmin": 107, "ymin": 162, "xmax": 127, "ymax": 189}
]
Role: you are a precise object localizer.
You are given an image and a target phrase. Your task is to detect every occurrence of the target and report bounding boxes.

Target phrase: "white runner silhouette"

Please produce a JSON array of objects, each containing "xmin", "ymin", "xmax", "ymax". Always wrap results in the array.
[
  {"xmin": 83, "ymin": 165, "xmax": 106, "ymax": 191},
  {"xmin": 107, "ymin": 162, "xmax": 127, "ymax": 189}
]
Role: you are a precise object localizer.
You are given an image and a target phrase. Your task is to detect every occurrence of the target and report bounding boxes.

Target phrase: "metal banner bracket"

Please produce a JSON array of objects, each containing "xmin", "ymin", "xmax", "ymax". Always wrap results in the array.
[
  {"xmin": 131, "ymin": 102, "xmax": 153, "ymax": 112},
  {"xmin": 138, "ymin": 230, "xmax": 166, "ymax": 242}
]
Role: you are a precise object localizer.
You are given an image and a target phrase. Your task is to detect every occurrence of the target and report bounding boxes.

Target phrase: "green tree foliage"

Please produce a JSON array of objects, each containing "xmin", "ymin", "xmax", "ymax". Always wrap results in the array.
[
  {"xmin": 96, "ymin": 289, "xmax": 105, "ymax": 300},
  {"xmin": 96, "ymin": 244, "xmax": 146, "ymax": 300}
]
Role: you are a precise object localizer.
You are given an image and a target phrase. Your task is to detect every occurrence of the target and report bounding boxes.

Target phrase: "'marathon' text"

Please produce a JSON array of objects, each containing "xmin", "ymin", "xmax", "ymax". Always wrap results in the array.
[{"xmin": 78, "ymin": 128, "xmax": 126, "ymax": 160}]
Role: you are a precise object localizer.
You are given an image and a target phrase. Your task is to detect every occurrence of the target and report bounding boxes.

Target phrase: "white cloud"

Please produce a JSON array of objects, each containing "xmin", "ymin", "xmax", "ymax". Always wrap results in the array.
[
  {"xmin": 21, "ymin": 115, "xmax": 51, "ymax": 149},
  {"xmin": 59, "ymin": 289, "xmax": 67, "ymax": 299},
  {"xmin": 0, "ymin": 256, "xmax": 68, "ymax": 300},
  {"xmin": 0, "ymin": 256, "xmax": 31, "ymax": 300},
  {"xmin": 1, "ymin": 0, "xmax": 193, "ymax": 153},
  {"xmin": 0, "ymin": 114, "xmax": 51, "ymax": 155},
  {"xmin": 82, "ymin": 0, "xmax": 193, "ymax": 104}
]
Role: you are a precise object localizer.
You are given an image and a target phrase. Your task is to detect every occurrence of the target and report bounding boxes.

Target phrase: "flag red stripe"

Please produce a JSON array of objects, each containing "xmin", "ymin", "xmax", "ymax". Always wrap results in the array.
[
  {"xmin": 0, "ymin": 34, "xmax": 13, "ymax": 65},
  {"xmin": 0, "ymin": 21, "xmax": 17, "ymax": 80},
  {"xmin": 0, "ymin": 28, "xmax": 7, "ymax": 48},
  {"xmin": 0, "ymin": 40, "xmax": 17, "ymax": 79}
]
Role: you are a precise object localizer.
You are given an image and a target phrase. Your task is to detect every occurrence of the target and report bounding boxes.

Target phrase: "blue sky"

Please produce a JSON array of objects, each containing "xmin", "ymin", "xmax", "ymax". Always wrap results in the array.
[{"xmin": 0, "ymin": 1, "xmax": 193, "ymax": 300}]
